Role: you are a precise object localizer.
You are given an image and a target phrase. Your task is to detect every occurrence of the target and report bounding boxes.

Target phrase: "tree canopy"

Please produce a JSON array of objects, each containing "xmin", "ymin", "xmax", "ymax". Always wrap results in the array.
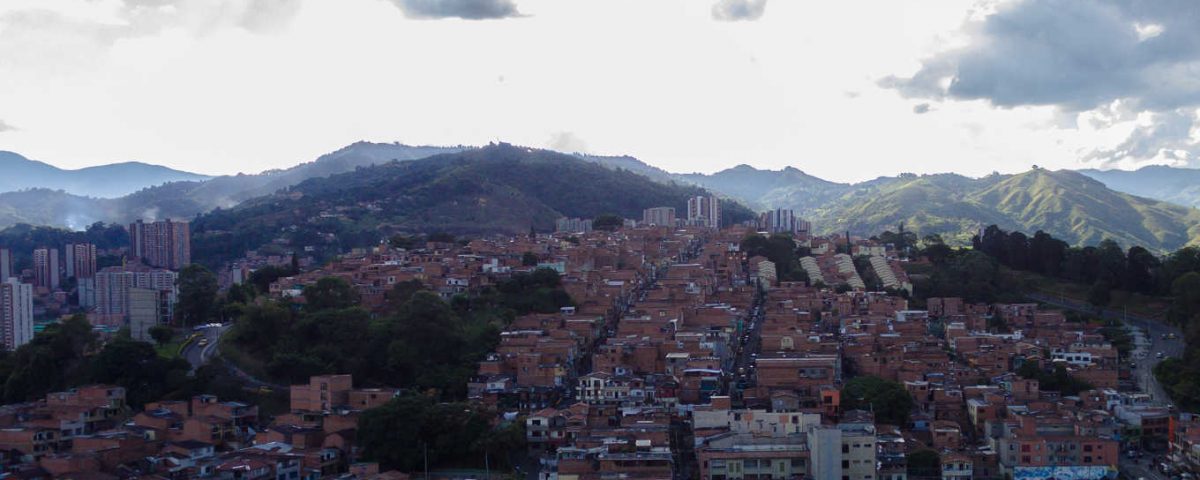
[{"xmin": 841, "ymin": 376, "xmax": 914, "ymax": 426}]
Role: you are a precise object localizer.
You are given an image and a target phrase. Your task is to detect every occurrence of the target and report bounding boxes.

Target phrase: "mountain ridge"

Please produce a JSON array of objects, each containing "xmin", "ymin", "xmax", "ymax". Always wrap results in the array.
[
  {"xmin": 0, "ymin": 151, "xmax": 211, "ymax": 198},
  {"xmin": 2, "ymin": 143, "xmax": 1199, "ymax": 253}
]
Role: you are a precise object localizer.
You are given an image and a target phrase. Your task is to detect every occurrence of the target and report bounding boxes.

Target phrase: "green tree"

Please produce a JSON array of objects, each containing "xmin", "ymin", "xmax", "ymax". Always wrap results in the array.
[
  {"xmin": 1169, "ymin": 272, "xmax": 1200, "ymax": 325},
  {"xmin": 88, "ymin": 338, "xmax": 192, "ymax": 408},
  {"xmin": 521, "ymin": 251, "xmax": 539, "ymax": 266},
  {"xmin": 177, "ymin": 264, "xmax": 219, "ymax": 326},
  {"xmin": 303, "ymin": 277, "xmax": 359, "ymax": 311},
  {"xmin": 385, "ymin": 279, "xmax": 427, "ymax": 312},
  {"xmin": 357, "ymin": 394, "xmax": 514, "ymax": 472},
  {"xmin": 1087, "ymin": 279, "xmax": 1112, "ymax": 307},
  {"xmin": 2, "ymin": 315, "xmax": 97, "ymax": 402},
  {"xmin": 742, "ymin": 233, "xmax": 807, "ymax": 281},
  {"xmin": 841, "ymin": 376, "xmax": 914, "ymax": 426},
  {"xmin": 248, "ymin": 265, "xmax": 297, "ymax": 295},
  {"xmin": 148, "ymin": 325, "xmax": 174, "ymax": 346}
]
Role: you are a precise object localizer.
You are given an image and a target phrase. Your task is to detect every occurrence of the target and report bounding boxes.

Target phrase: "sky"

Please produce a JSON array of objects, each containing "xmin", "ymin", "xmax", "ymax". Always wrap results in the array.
[{"xmin": 0, "ymin": 0, "xmax": 1198, "ymax": 183}]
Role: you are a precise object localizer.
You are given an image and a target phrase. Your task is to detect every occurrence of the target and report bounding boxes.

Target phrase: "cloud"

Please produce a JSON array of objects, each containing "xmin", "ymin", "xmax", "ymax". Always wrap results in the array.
[
  {"xmin": 388, "ymin": 0, "xmax": 522, "ymax": 20},
  {"xmin": 912, "ymin": 103, "xmax": 931, "ymax": 114},
  {"xmin": 1084, "ymin": 108, "xmax": 1200, "ymax": 167},
  {"xmin": 0, "ymin": 1, "xmax": 304, "ymax": 76},
  {"xmin": 880, "ymin": 0, "xmax": 1200, "ymax": 166},
  {"xmin": 546, "ymin": 131, "xmax": 588, "ymax": 154},
  {"xmin": 115, "ymin": 0, "xmax": 304, "ymax": 35},
  {"xmin": 882, "ymin": 0, "xmax": 1200, "ymax": 111},
  {"xmin": 712, "ymin": 0, "xmax": 767, "ymax": 22},
  {"xmin": 0, "ymin": 119, "xmax": 14, "ymax": 132}
]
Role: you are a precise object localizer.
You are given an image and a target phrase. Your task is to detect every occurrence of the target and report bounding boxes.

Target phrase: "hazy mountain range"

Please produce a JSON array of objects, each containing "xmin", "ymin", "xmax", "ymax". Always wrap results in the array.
[
  {"xmin": 1, "ymin": 143, "xmax": 1199, "ymax": 252},
  {"xmin": 0, "ymin": 151, "xmax": 210, "ymax": 198}
]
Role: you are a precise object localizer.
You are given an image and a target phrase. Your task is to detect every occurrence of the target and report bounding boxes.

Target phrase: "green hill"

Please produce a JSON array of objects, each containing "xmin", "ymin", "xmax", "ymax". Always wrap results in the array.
[
  {"xmin": 189, "ymin": 144, "xmax": 755, "ymax": 265},
  {"xmin": 801, "ymin": 169, "xmax": 1200, "ymax": 250}
]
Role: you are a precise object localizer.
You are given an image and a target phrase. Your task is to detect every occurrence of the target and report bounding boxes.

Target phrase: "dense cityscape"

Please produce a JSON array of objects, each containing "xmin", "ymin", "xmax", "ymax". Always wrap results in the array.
[
  {"xmin": 4, "ymin": 1, "xmax": 1200, "ymax": 479},
  {"xmin": 0, "ymin": 193, "xmax": 1196, "ymax": 480}
]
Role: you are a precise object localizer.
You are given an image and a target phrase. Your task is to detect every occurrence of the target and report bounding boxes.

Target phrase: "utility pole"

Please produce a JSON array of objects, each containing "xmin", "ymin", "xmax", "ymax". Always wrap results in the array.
[{"xmin": 424, "ymin": 443, "xmax": 429, "ymax": 480}]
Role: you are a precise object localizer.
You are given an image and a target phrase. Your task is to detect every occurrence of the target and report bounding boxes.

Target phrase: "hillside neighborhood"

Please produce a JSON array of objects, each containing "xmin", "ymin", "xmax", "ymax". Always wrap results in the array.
[{"xmin": 0, "ymin": 199, "xmax": 1192, "ymax": 480}]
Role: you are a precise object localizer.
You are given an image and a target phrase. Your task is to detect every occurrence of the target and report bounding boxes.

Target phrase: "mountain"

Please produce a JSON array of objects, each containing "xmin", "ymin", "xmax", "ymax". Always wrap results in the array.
[
  {"xmin": 679, "ymin": 165, "xmax": 849, "ymax": 212},
  {"xmin": 3, "ymin": 141, "xmax": 1198, "ymax": 255},
  {"xmin": 1079, "ymin": 165, "xmax": 1200, "ymax": 208},
  {"xmin": 575, "ymin": 154, "xmax": 681, "ymax": 184},
  {"xmin": 0, "ymin": 151, "xmax": 211, "ymax": 198},
  {"xmin": 805, "ymin": 173, "xmax": 1008, "ymax": 244},
  {"xmin": 800, "ymin": 169, "xmax": 1200, "ymax": 250},
  {"xmin": 188, "ymin": 144, "xmax": 756, "ymax": 265},
  {"xmin": 0, "ymin": 143, "xmax": 467, "ymax": 229}
]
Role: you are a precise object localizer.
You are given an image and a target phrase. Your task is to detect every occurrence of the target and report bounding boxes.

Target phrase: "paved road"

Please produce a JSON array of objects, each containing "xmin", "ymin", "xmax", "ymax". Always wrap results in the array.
[
  {"xmin": 1120, "ymin": 456, "xmax": 1171, "ymax": 480},
  {"xmin": 729, "ymin": 289, "xmax": 764, "ymax": 396},
  {"xmin": 182, "ymin": 325, "xmax": 230, "ymax": 371},
  {"xmin": 1026, "ymin": 293, "xmax": 1185, "ymax": 404}
]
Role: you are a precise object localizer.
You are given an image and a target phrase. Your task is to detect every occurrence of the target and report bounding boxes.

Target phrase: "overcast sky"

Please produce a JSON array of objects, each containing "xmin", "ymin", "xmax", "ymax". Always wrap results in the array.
[{"xmin": 1, "ymin": 0, "xmax": 1197, "ymax": 182}]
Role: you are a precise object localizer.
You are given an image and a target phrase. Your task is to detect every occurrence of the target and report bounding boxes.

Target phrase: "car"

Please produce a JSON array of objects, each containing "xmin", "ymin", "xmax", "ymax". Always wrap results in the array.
[
  {"xmin": 198, "ymin": 339, "xmax": 209, "ymax": 346},
  {"xmin": 1157, "ymin": 352, "xmax": 1165, "ymax": 359}
]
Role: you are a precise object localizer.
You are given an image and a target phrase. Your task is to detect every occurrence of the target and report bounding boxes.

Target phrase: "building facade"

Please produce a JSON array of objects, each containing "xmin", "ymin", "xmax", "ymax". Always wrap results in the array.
[
  {"xmin": 33, "ymin": 247, "xmax": 60, "ymax": 290},
  {"xmin": 94, "ymin": 264, "xmax": 178, "ymax": 330},
  {"xmin": 0, "ymin": 248, "xmax": 11, "ymax": 283},
  {"xmin": 758, "ymin": 209, "xmax": 811, "ymax": 235},
  {"xmin": 0, "ymin": 279, "xmax": 34, "ymax": 350},
  {"xmin": 130, "ymin": 219, "xmax": 191, "ymax": 270},
  {"xmin": 65, "ymin": 243, "xmax": 97, "ymax": 280},
  {"xmin": 686, "ymin": 195, "xmax": 721, "ymax": 229},
  {"xmin": 642, "ymin": 207, "xmax": 677, "ymax": 227},
  {"xmin": 555, "ymin": 217, "xmax": 594, "ymax": 234}
]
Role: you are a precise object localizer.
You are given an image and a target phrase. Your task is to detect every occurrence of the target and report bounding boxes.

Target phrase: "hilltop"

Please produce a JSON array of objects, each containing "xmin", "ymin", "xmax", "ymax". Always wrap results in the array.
[{"xmin": 189, "ymin": 144, "xmax": 755, "ymax": 265}]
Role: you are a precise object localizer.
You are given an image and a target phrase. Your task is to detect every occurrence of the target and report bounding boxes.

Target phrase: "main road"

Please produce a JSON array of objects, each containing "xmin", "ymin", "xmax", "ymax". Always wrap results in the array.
[{"xmin": 182, "ymin": 324, "xmax": 230, "ymax": 371}]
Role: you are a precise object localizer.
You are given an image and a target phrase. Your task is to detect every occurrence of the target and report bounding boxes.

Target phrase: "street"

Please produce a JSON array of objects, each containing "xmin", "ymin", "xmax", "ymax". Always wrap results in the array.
[
  {"xmin": 729, "ymin": 289, "xmax": 764, "ymax": 396},
  {"xmin": 181, "ymin": 324, "xmax": 230, "ymax": 371}
]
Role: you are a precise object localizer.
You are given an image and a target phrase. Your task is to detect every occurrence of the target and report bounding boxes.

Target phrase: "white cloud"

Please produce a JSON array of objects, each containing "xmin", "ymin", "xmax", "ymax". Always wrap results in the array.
[
  {"xmin": 712, "ymin": 0, "xmax": 767, "ymax": 21},
  {"xmin": 387, "ymin": 0, "xmax": 522, "ymax": 20},
  {"xmin": 2, "ymin": 0, "xmax": 1194, "ymax": 181}
]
